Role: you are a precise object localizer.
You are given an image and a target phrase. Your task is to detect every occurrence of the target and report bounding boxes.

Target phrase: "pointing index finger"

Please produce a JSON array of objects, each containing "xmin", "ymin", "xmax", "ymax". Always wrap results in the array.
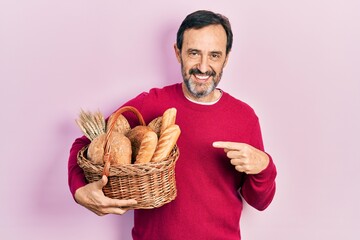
[{"xmin": 212, "ymin": 141, "xmax": 242, "ymax": 150}]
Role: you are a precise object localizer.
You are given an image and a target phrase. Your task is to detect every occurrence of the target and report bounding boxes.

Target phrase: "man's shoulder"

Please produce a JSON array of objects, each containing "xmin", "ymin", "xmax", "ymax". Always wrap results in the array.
[
  {"xmin": 130, "ymin": 83, "xmax": 180, "ymax": 101},
  {"xmin": 222, "ymin": 90, "xmax": 258, "ymax": 117},
  {"xmin": 137, "ymin": 83, "xmax": 181, "ymax": 102},
  {"xmin": 222, "ymin": 90, "xmax": 253, "ymax": 108},
  {"xmin": 148, "ymin": 83, "xmax": 180, "ymax": 95}
]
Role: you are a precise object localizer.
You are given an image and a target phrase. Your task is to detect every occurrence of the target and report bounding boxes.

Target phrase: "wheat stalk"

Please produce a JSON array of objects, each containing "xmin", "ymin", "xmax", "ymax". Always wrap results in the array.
[{"xmin": 75, "ymin": 109, "xmax": 106, "ymax": 141}]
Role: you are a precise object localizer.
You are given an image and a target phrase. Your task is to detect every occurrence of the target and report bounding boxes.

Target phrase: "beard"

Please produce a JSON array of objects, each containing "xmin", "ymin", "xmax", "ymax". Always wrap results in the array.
[{"xmin": 180, "ymin": 60, "xmax": 223, "ymax": 99}]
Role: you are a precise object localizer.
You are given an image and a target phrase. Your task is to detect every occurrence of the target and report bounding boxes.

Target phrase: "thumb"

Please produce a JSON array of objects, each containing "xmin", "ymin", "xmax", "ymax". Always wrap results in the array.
[{"xmin": 97, "ymin": 175, "xmax": 108, "ymax": 188}]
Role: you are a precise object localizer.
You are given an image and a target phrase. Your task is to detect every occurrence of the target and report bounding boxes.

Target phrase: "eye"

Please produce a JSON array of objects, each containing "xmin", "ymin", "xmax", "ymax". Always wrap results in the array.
[
  {"xmin": 210, "ymin": 53, "xmax": 221, "ymax": 60},
  {"xmin": 188, "ymin": 50, "xmax": 200, "ymax": 58}
]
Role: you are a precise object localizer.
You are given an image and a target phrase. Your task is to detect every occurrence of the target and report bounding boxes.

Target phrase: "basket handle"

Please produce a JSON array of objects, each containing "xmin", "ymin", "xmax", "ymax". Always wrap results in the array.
[{"xmin": 102, "ymin": 106, "xmax": 145, "ymax": 176}]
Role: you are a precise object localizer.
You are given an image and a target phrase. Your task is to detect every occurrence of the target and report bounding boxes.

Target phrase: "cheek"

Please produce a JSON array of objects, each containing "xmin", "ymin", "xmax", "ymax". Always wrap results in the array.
[
  {"xmin": 213, "ymin": 64, "xmax": 226, "ymax": 75},
  {"xmin": 181, "ymin": 55, "xmax": 198, "ymax": 66},
  {"xmin": 181, "ymin": 61, "xmax": 196, "ymax": 74}
]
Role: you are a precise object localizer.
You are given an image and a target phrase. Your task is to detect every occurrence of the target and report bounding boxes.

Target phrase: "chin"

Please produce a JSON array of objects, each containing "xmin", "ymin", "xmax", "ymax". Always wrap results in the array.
[{"xmin": 190, "ymin": 86, "xmax": 213, "ymax": 98}]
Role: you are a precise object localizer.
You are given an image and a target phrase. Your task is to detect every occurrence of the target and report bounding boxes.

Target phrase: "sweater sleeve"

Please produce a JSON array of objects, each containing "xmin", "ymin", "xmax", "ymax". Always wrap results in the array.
[
  {"xmin": 239, "ymin": 118, "xmax": 277, "ymax": 211},
  {"xmin": 68, "ymin": 135, "xmax": 91, "ymax": 197}
]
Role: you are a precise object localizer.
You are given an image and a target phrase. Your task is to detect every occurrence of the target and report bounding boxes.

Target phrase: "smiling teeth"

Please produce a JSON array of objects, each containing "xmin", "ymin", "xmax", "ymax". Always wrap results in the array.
[{"xmin": 195, "ymin": 74, "xmax": 210, "ymax": 80}]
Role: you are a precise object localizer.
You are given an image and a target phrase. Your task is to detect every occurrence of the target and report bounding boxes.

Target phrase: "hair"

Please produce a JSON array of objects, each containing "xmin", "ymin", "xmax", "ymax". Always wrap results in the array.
[{"xmin": 176, "ymin": 10, "xmax": 233, "ymax": 55}]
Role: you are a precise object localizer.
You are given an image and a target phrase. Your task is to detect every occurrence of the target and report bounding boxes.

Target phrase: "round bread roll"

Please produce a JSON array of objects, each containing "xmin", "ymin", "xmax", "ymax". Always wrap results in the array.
[
  {"xmin": 87, "ymin": 132, "xmax": 132, "ymax": 165},
  {"xmin": 107, "ymin": 113, "xmax": 131, "ymax": 135},
  {"xmin": 148, "ymin": 116, "xmax": 162, "ymax": 137},
  {"xmin": 87, "ymin": 134, "xmax": 106, "ymax": 164},
  {"xmin": 126, "ymin": 126, "xmax": 158, "ymax": 163}
]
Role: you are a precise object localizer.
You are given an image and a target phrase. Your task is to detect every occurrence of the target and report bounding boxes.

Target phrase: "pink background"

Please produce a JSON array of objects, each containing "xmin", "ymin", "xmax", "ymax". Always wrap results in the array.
[{"xmin": 1, "ymin": 0, "xmax": 359, "ymax": 239}]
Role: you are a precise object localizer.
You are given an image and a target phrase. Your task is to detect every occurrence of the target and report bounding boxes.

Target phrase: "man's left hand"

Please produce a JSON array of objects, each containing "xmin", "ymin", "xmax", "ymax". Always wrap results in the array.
[{"xmin": 213, "ymin": 141, "xmax": 269, "ymax": 174}]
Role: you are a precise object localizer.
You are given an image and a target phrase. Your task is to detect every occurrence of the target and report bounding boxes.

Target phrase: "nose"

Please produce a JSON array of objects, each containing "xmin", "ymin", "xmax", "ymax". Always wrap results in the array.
[{"xmin": 197, "ymin": 56, "xmax": 210, "ymax": 73}]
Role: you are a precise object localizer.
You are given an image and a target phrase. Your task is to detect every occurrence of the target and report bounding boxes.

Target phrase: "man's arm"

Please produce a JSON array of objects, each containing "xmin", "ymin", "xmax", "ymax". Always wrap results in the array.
[
  {"xmin": 239, "ymin": 153, "xmax": 276, "ymax": 210},
  {"xmin": 213, "ymin": 141, "xmax": 277, "ymax": 210},
  {"xmin": 68, "ymin": 135, "xmax": 137, "ymax": 215},
  {"xmin": 212, "ymin": 116, "xmax": 277, "ymax": 211},
  {"xmin": 68, "ymin": 135, "xmax": 90, "ymax": 196}
]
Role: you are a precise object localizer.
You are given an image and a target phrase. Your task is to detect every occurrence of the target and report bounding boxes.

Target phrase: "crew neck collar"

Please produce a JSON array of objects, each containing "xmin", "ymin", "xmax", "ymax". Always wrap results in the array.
[
  {"xmin": 183, "ymin": 89, "xmax": 223, "ymax": 105},
  {"xmin": 174, "ymin": 83, "xmax": 227, "ymax": 112}
]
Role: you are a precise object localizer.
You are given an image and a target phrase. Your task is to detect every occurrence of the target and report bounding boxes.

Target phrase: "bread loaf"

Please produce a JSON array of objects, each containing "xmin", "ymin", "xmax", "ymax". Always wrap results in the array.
[
  {"xmin": 87, "ymin": 132, "xmax": 132, "ymax": 165},
  {"xmin": 160, "ymin": 108, "xmax": 177, "ymax": 135},
  {"xmin": 148, "ymin": 116, "xmax": 162, "ymax": 137},
  {"xmin": 151, "ymin": 124, "xmax": 181, "ymax": 162},
  {"xmin": 126, "ymin": 126, "xmax": 158, "ymax": 163},
  {"xmin": 135, "ymin": 131, "xmax": 158, "ymax": 163},
  {"xmin": 107, "ymin": 113, "xmax": 131, "ymax": 135},
  {"xmin": 87, "ymin": 134, "xmax": 106, "ymax": 164}
]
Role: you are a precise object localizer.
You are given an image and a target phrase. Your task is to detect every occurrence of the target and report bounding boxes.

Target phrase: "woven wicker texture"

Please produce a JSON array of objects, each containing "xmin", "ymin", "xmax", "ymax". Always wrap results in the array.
[{"xmin": 77, "ymin": 106, "xmax": 179, "ymax": 209}]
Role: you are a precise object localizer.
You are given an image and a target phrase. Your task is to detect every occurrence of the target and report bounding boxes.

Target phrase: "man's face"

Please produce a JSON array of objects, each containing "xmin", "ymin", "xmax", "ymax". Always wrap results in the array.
[{"xmin": 175, "ymin": 24, "xmax": 229, "ymax": 101}]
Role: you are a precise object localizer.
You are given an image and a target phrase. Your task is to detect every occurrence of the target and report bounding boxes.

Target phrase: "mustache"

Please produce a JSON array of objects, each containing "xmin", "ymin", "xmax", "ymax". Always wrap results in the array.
[{"xmin": 189, "ymin": 68, "xmax": 216, "ymax": 77}]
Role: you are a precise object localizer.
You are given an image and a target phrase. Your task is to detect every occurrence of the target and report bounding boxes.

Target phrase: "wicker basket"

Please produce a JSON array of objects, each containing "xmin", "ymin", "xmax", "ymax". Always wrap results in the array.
[{"xmin": 77, "ymin": 106, "xmax": 179, "ymax": 209}]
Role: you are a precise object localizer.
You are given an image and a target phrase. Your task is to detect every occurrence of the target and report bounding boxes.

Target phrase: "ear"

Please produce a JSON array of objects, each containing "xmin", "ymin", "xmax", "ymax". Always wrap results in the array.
[{"xmin": 174, "ymin": 43, "xmax": 181, "ymax": 63}]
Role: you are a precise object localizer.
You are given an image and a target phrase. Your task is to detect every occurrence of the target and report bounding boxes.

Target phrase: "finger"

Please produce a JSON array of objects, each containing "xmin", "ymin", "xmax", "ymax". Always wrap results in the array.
[
  {"xmin": 88, "ymin": 198, "xmax": 137, "ymax": 216},
  {"xmin": 230, "ymin": 158, "xmax": 244, "ymax": 166},
  {"xmin": 102, "ymin": 198, "xmax": 138, "ymax": 208},
  {"xmin": 89, "ymin": 205, "xmax": 124, "ymax": 216},
  {"xmin": 226, "ymin": 150, "xmax": 243, "ymax": 159},
  {"xmin": 95, "ymin": 175, "xmax": 108, "ymax": 189},
  {"xmin": 90, "ymin": 208, "xmax": 107, "ymax": 216},
  {"xmin": 212, "ymin": 141, "xmax": 244, "ymax": 150},
  {"xmin": 102, "ymin": 207, "xmax": 130, "ymax": 215},
  {"xmin": 223, "ymin": 148, "xmax": 230, "ymax": 153},
  {"xmin": 235, "ymin": 165, "xmax": 247, "ymax": 173}
]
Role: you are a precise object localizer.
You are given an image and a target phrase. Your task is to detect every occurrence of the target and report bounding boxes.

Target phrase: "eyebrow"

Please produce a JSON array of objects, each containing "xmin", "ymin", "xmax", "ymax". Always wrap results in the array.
[
  {"xmin": 210, "ymin": 51, "xmax": 223, "ymax": 56},
  {"xmin": 187, "ymin": 48, "xmax": 200, "ymax": 53}
]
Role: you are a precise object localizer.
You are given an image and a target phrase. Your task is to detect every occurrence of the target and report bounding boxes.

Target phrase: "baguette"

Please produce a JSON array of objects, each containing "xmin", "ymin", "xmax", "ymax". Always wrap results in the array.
[
  {"xmin": 135, "ymin": 131, "xmax": 158, "ymax": 163},
  {"xmin": 126, "ymin": 126, "xmax": 158, "ymax": 163},
  {"xmin": 160, "ymin": 108, "xmax": 177, "ymax": 135},
  {"xmin": 151, "ymin": 124, "xmax": 181, "ymax": 162}
]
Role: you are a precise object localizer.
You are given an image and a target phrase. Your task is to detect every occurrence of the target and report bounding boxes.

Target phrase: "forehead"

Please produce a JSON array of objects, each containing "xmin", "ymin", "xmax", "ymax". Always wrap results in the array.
[{"xmin": 182, "ymin": 24, "xmax": 227, "ymax": 52}]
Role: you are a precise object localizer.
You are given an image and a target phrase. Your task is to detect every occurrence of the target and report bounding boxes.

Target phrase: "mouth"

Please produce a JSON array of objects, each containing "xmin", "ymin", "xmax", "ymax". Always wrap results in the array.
[
  {"xmin": 189, "ymin": 68, "xmax": 215, "ymax": 82},
  {"xmin": 193, "ymin": 74, "xmax": 211, "ymax": 81}
]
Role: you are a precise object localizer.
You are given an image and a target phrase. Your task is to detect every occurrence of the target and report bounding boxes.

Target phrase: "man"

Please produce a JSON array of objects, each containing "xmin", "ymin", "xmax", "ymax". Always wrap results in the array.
[{"xmin": 68, "ymin": 10, "xmax": 277, "ymax": 239}]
